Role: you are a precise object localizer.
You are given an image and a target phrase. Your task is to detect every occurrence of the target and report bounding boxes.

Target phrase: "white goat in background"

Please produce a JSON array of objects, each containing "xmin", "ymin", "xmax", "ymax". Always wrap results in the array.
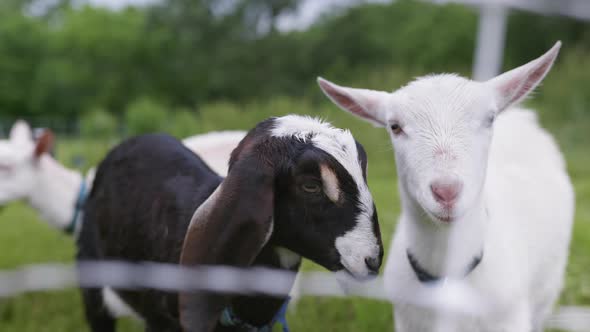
[
  {"xmin": 319, "ymin": 42, "xmax": 574, "ymax": 331},
  {"xmin": 0, "ymin": 121, "xmax": 245, "ymax": 234},
  {"xmin": 182, "ymin": 130, "xmax": 247, "ymax": 176}
]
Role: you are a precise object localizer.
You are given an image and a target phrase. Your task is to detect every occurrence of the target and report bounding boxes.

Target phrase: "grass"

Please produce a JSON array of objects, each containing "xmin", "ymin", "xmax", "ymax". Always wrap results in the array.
[{"xmin": 0, "ymin": 107, "xmax": 589, "ymax": 331}]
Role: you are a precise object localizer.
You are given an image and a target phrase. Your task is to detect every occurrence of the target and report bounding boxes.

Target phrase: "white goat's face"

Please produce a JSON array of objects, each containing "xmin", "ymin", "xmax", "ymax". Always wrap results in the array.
[
  {"xmin": 319, "ymin": 42, "xmax": 561, "ymax": 224},
  {"xmin": 0, "ymin": 121, "xmax": 37, "ymax": 204},
  {"xmin": 319, "ymin": 77, "xmax": 497, "ymax": 222},
  {"xmin": 379, "ymin": 76, "xmax": 497, "ymax": 222}
]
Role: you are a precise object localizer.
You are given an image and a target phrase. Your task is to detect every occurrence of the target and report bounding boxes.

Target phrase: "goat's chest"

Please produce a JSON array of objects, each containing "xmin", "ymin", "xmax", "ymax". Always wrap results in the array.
[{"xmin": 393, "ymin": 304, "xmax": 528, "ymax": 332}]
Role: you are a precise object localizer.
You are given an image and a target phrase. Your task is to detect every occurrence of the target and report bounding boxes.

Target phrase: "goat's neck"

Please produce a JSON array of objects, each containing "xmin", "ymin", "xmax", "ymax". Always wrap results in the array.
[
  {"xmin": 27, "ymin": 155, "xmax": 83, "ymax": 230},
  {"xmin": 230, "ymin": 244, "xmax": 299, "ymax": 327},
  {"xmin": 400, "ymin": 191, "xmax": 487, "ymax": 278}
]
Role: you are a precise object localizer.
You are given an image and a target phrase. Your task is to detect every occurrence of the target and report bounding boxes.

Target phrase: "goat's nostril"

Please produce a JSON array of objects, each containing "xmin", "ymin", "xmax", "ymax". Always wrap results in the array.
[
  {"xmin": 364, "ymin": 257, "xmax": 381, "ymax": 274},
  {"xmin": 430, "ymin": 180, "xmax": 463, "ymax": 205}
]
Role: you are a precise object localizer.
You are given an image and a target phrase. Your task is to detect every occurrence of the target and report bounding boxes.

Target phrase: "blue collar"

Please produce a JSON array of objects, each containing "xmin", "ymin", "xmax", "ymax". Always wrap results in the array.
[
  {"xmin": 65, "ymin": 180, "xmax": 87, "ymax": 234},
  {"xmin": 219, "ymin": 297, "xmax": 290, "ymax": 332}
]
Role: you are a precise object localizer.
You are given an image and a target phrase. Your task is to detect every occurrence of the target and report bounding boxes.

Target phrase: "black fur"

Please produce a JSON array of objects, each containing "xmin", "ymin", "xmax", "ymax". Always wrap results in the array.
[{"xmin": 78, "ymin": 134, "xmax": 221, "ymax": 331}]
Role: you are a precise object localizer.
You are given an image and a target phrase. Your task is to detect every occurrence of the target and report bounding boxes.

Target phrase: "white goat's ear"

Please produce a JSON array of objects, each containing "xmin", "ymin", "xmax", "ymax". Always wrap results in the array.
[
  {"xmin": 487, "ymin": 41, "xmax": 561, "ymax": 112},
  {"xmin": 318, "ymin": 77, "xmax": 389, "ymax": 127},
  {"xmin": 34, "ymin": 129, "xmax": 54, "ymax": 159},
  {"xmin": 9, "ymin": 120, "xmax": 32, "ymax": 145}
]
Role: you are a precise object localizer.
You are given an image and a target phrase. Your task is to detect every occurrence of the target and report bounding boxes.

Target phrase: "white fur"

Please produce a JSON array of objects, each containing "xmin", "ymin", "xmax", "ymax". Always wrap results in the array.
[
  {"xmin": 0, "ymin": 124, "xmax": 83, "ymax": 230},
  {"xmin": 272, "ymin": 115, "xmax": 380, "ymax": 279},
  {"xmin": 320, "ymin": 42, "xmax": 574, "ymax": 331},
  {"xmin": 102, "ymin": 287, "xmax": 141, "ymax": 319},
  {"xmin": 182, "ymin": 131, "xmax": 246, "ymax": 176}
]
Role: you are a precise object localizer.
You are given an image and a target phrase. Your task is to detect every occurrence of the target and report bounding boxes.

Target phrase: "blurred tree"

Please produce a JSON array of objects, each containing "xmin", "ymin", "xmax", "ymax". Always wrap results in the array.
[
  {"xmin": 29, "ymin": 6, "xmax": 146, "ymax": 117},
  {"xmin": 0, "ymin": 0, "xmax": 588, "ymax": 126},
  {"xmin": 0, "ymin": 14, "xmax": 47, "ymax": 117},
  {"xmin": 125, "ymin": 97, "xmax": 168, "ymax": 135},
  {"xmin": 236, "ymin": 0, "xmax": 300, "ymax": 34},
  {"xmin": 80, "ymin": 107, "xmax": 118, "ymax": 139}
]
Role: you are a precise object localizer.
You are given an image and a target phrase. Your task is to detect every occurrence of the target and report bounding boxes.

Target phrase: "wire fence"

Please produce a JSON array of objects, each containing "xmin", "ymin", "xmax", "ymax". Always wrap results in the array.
[{"xmin": 0, "ymin": 260, "xmax": 589, "ymax": 330}]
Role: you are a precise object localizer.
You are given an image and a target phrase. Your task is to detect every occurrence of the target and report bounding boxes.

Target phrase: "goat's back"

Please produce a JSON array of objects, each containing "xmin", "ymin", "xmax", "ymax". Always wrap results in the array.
[
  {"xmin": 78, "ymin": 134, "xmax": 222, "ymax": 321},
  {"xmin": 486, "ymin": 108, "xmax": 574, "ymax": 316}
]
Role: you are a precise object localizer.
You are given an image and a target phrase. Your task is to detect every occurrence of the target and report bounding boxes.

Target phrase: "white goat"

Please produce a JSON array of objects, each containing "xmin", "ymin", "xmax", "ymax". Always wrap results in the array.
[
  {"xmin": 181, "ymin": 130, "xmax": 246, "ymax": 176},
  {"xmin": 318, "ymin": 42, "xmax": 574, "ymax": 331},
  {"xmin": 0, "ymin": 121, "xmax": 245, "ymax": 234}
]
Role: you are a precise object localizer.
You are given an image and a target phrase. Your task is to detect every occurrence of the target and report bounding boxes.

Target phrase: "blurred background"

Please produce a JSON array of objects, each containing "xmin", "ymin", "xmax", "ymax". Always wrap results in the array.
[{"xmin": 0, "ymin": 0, "xmax": 589, "ymax": 331}]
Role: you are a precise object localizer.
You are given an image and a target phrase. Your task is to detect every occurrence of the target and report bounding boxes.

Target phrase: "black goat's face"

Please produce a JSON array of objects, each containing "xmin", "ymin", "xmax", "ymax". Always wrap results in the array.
[{"xmin": 262, "ymin": 116, "xmax": 384, "ymax": 280}]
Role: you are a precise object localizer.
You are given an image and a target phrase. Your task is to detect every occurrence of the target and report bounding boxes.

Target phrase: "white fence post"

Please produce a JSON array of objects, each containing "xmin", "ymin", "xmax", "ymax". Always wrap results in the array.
[{"xmin": 472, "ymin": 4, "xmax": 508, "ymax": 81}]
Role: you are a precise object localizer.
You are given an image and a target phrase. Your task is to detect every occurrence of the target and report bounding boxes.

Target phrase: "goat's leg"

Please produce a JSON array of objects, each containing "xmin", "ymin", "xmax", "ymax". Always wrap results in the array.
[
  {"xmin": 144, "ymin": 317, "xmax": 182, "ymax": 332},
  {"xmin": 80, "ymin": 287, "xmax": 116, "ymax": 332},
  {"xmin": 496, "ymin": 301, "xmax": 532, "ymax": 332}
]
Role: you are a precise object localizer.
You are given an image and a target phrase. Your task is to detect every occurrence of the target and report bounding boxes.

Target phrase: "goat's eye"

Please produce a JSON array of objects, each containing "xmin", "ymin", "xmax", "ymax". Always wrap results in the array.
[
  {"xmin": 390, "ymin": 123, "xmax": 403, "ymax": 135},
  {"xmin": 301, "ymin": 182, "xmax": 321, "ymax": 194}
]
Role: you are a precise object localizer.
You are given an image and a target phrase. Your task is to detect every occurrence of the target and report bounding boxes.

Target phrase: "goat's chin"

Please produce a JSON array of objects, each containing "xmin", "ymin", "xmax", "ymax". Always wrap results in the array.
[
  {"xmin": 423, "ymin": 207, "xmax": 462, "ymax": 225},
  {"xmin": 334, "ymin": 269, "xmax": 376, "ymax": 287},
  {"xmin": 336, "ymin": 266, "xmax": 377, "ymax": 283}
]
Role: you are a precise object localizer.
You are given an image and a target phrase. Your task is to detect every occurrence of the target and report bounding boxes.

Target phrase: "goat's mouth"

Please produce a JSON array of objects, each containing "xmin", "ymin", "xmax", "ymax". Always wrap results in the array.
[
  {"xmin": 425, "ymin": 209, "xmax": 455, "ymax": 223},
  {"xmin": 433, "ymin": 214, "xmax": 453, "ymax": 223},
  {"xmin": 337, "ymin": 261, "xmax": 378, "ymax": 282}
]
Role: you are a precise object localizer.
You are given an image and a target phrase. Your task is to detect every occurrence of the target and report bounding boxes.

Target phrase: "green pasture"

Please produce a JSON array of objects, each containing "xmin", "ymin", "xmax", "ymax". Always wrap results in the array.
[{"xmin": 0, "ymin": 103, "xmax": 589, "ymax": 332}]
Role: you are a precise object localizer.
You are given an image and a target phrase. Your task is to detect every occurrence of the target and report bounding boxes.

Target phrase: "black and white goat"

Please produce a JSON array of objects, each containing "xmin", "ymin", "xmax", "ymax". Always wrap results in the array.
[{"xmin": 78, "ymin": 115, "xmax": 384, "ymax": 331}]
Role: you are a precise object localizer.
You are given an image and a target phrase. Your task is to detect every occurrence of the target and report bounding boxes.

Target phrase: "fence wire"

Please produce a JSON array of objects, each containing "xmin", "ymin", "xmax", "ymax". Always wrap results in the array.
[{"xmin": 0, "ymin": 261, "xmax": 588, "ymax": 330}]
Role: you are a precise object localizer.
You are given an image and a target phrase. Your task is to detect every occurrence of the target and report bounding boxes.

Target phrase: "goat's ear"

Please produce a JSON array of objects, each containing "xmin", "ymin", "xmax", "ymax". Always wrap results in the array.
[
  {"xmin": 487, "ymin": 41, "xmax": 561, "ymax": 112},
  {"xmin": 178, "ymin": 138, "xmax": 275, "ymax": 331},
  {"xmin": 9, "ymin": 120, "xmax": 32, "ymax": 146},
  {"xmin": 34, "ymin": 129, "xmax": 54, "ymax": 159},
  {"xmin": 318, "ymin": 77, "xmax": 389, "ymax": 127}
]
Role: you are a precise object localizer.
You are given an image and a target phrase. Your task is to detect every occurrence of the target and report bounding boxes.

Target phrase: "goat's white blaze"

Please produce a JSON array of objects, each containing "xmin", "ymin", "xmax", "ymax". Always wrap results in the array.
[
  {"xmin": 271, "ymin": 115, "xmax": 379, "ymax": 278},
  {"xmin": 319, "ymin": 164, "xmax": 340, "ymax": 203}
]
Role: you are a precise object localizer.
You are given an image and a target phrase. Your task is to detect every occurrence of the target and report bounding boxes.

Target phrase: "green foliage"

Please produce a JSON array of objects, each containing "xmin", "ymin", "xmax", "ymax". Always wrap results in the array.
[
  {"xmin": 124, "ymin": 97, "xmax": 168, "ymax": 136},
  {"xmin": 29, "ymin": 6, "xmax": 147, "ymax": 118},
  {"xmin": 79, "ymin": 108, "xmax": 118, "ymax": 139},
  {"xmin": 529, "ymin": 47, "xmax": 590, "ymax": 149},
  {"xmin": 198, "ymin": 101, "xmax": 249, "ymax": 132},
  {"xmin": 505, "ymin": 11, "xmax": 590, "ymax": 69},
  {"xmin": 0, "ymin": 14, "xmax": 47, "ymax": 117},
  {"xmin": 1, "ymin": 0, "xmax": 588, "ymax": 123},
  {"xmin": 165, "ymin": 108, "xmax": 202, "ymax": 138}
]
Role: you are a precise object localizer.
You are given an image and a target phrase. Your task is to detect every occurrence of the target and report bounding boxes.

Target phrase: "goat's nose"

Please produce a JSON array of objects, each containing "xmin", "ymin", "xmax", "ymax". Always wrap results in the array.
[
  {"xmin": 430, "ymin": 180, "xmax": 463, "ymax": 206},
  {"xmin": 364, "ymin": 256, "xmax": 381, "ymax": 274}
]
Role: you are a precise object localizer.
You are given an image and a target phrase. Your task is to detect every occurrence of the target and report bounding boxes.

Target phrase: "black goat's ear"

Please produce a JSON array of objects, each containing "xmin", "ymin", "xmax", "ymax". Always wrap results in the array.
[{"xmin": 178, "ymin": 135, "xmax": 275, "ymax": 331}]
